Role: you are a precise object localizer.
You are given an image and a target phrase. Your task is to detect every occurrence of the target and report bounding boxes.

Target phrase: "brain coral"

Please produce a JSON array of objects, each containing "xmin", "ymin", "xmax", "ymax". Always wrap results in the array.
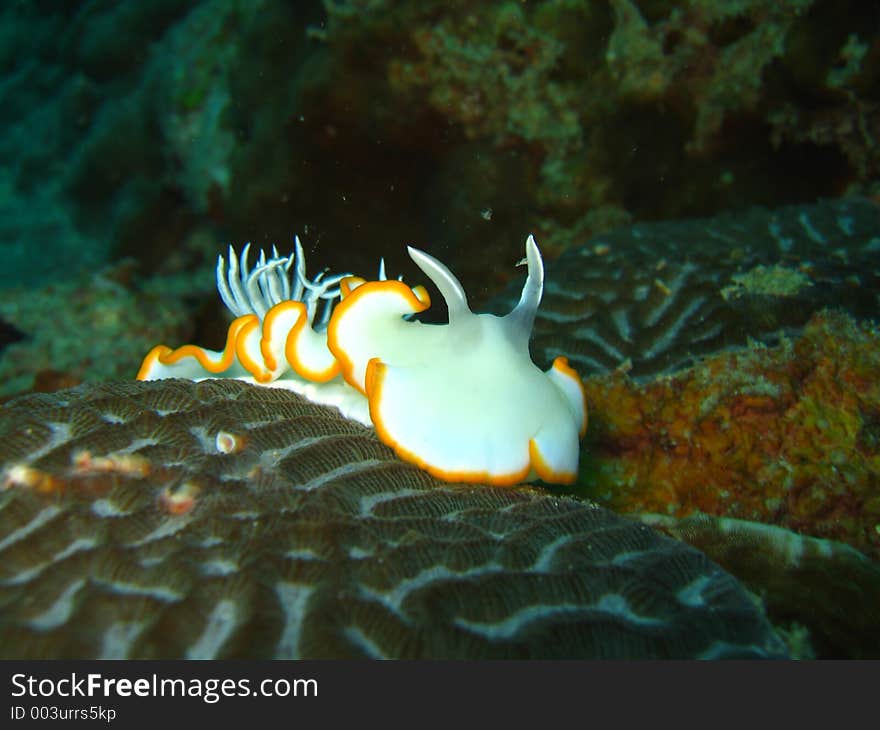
[
  {"xmin": 642, "ymin": 513, "xmax": 880, "ymax": 659},
  {"xmin": 491, "ymin": 196, "xmax": 880, "ymax": 379},
  {"xmin": 0, "ymin": 379, "xmax": 785, "ymax": 659}
]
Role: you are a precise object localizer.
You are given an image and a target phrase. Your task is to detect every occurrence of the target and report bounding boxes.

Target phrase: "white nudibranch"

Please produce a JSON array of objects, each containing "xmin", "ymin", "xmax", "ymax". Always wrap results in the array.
[{"xmin": 138, "ymin": 235, "xmax": 587, "ymax": 485}]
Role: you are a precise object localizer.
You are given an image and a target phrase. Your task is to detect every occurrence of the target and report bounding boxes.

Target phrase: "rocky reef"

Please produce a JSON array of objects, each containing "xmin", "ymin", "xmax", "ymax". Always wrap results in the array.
[
  {"xmin": 483, "ymin": 196, "xmax": 880, "ymax": 657},
  {"xmin": 1, "ymin": 0, "xmax": 876, "ymax": 297},
  {"xmin": 0, "ymin": 1, "xmax": 878, "ymax": 661}
]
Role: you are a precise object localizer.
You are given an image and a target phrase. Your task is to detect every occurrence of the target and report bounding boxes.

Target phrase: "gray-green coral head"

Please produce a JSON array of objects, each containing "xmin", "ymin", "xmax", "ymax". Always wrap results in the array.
[{"xmin": 0, "ymin": 379, "xmax": 787, "ymax": 659}]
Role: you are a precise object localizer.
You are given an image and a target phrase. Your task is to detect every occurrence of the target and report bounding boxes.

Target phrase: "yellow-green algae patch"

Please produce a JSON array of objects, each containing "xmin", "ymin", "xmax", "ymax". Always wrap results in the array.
[
  {"xmin": 576, "ymin": 310, "xmax": 880, "ymax": 561},
  {"xmin": 720, "ymin": 264, "xmax": 813, "ymax": 301}
]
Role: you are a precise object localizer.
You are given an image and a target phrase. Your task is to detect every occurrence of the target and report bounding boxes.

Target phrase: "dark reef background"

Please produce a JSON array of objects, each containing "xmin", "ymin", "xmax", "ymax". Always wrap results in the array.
[{"xmin": 0, "ymin": 1, "xmax": 877, "ymax": 379}]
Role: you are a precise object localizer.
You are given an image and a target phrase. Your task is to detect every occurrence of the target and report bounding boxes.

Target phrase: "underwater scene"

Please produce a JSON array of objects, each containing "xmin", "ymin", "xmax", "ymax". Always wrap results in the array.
[{"xmin": 0, "ymin": 0, "xmax": 878, "ymax": 660}]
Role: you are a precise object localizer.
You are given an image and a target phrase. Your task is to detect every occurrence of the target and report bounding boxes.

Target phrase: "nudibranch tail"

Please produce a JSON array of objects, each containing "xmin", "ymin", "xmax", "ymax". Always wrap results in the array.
[
  {"xmin": 138, "ymin": 234, "xmax": 587, "ymax": 487},
  {"xmin": 140, "ymin": 239, "xmax": 352, "ymax": 386}
]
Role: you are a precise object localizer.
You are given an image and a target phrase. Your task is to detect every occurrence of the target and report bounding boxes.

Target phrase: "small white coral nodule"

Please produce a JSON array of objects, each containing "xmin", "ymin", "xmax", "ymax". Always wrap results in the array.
[{"xmin": 137, "ymin": 235, "xmax": 587, "ymax": 485}]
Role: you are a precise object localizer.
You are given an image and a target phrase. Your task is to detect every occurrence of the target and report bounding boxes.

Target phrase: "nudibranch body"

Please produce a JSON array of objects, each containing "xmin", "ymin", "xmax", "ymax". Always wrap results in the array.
[{"xmin": 138, "ymin": 235, "xmax": 587, "ymax": 485}]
